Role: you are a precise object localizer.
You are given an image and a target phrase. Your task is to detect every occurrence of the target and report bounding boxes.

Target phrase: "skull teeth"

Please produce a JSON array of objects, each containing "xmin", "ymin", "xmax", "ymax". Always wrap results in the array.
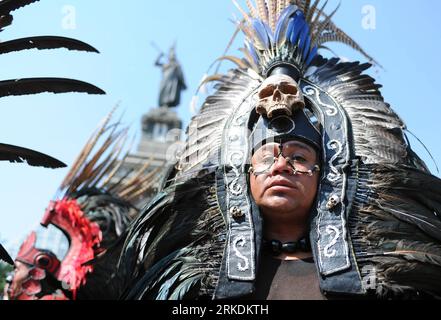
[
  {"xmin": 271, "ymin": 104, "xmax": 288, "ymax": 110},
  {"xmin": 268, "ymin": 104, "xmax": 292, "ymax": 117}
]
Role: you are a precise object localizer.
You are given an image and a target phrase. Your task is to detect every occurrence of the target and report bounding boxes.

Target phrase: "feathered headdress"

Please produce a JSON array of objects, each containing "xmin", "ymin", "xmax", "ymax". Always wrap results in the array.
[
  {"xmin": 234, "ymin": 0, "xmax": 378, "ymax": 76},
  {"xmin": 119, "ymin": 0, "xmax": 441, "ymax": 300},
  {"xmin": 51, "ymin": 109, "xmax": 161, "ymax": 285},
  {"xmin": 10, "ymin": 109, "xmax": 162, "ymax": 300},
  {"xmin": 57, "ymin": 108, "xmax": 161, "ymax": 206}
]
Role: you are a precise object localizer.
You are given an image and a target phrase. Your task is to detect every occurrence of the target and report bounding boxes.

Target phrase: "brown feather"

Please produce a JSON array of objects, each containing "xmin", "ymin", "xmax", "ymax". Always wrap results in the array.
[
  {"xmin": 256, "ymin": 0, "xmax": 269, "ymax": 25},
  {"xmin": 82, "ymin": 131, "xmax": 129, "ymax": 190},
  {"xmin": 232, "ymin": 0, "xmax": 251, "ymax": 25},
  {"xmin": 310, "ymin": 2, "xmax": 339, "ymax": 45},
  {"xmin": 114, "ymin": 160, "xmax": 152, "ymax": 195},
  {"xmin": 118, "ymin": 167, "xmax": 161, "ymax": 199},
  {"xmin": 215, "ymin": 56, "xmax": 248, "ymax": 69},
  {"xmin": 302, "ymin": 0, "xmax": 312, "ymax": 16},
  {"xmin": 306, "ymin": 0, "xmax": 320, "ymax": 24},
  {"xmin": 60, "ymin": 107, "xmax": 117, "ymax": 190},
  {"xmin": 245, "ymin": 0, "xmax": 258, "ymax": 19},
  {"xmin": 310, "ymin": 0, "xmax": 328, "ymax": 28},
  {"xmin": 67, "ymin": 128, "xmax": 127, "ymax": 194},
  {"xmin": 99, "ymin": 151, "xmax": 131, "ymax": 190},
  {"xmin": 268, "ymin": 0, "xmax": 277, "ymax": 32}
]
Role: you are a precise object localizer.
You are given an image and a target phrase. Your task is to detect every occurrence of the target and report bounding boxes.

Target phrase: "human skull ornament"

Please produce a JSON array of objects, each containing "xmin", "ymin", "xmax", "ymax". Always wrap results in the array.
[
  {"xmin": 326, "ymin": 194, "xmax": 341, "ymax": 210},
  {"xmin": 256, "ymin": 74, "xmax": 305, "ymax": 119}
]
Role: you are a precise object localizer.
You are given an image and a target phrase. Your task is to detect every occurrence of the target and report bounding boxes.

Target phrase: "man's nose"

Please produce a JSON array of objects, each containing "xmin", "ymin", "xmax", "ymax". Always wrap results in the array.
[{"xmin": 270, "ymin": 156, "xmax": 292, "ymax": 175}]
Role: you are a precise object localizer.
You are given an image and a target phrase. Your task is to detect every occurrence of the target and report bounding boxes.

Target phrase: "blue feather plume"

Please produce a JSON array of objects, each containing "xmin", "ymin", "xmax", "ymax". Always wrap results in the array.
[
  {"xmin": 303, "ymin": 35, "xmax": 311, "ymax": 60},
  {"xmin": 285, "ymin": 17, "xmax": 295, "ymax": 43},
  {"xmin": 305, "ymin": 45, "xmax": 318, "ymax": 66},
  {"xmin": 263, "ymin": 23, "xmax": 274, "ymax": 45},
  {"xmin": 274, "ymin": 5, "xmax": 298, "ymax": 45},
  {"xmin": 251, "ymin": 18, "xmax": 271, "ymax": 49},
  {"xmin": 245, "ymin": 40, "xmax": 259, "ymax": 65},
  {"xmin": 290, "ymin": 15, "xmax": 305, "ymax": 45},
  {"xmin": 301, "ymin": 24, "xmax": 311, "ymax": 60},
  {"xmin": 243, "ymin": 5, "xmax": 318, "ymax": 75}
]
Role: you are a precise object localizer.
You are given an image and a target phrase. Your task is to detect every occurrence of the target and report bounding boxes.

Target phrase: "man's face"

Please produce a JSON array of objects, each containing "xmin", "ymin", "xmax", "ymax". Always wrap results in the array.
[{"xmin": 250, "ymin": 140, "xmax": 320, "ymax": 223}]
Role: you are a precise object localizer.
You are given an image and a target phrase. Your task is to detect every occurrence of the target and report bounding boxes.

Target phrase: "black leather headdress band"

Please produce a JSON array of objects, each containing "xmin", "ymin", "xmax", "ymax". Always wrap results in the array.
[
  {"xmin": 250, "ymin": 110, "xmax": 322, "ymax": 154},
  {"xmin": 265, "ymin": 64, "xmax": 302, "ymax": 82}
]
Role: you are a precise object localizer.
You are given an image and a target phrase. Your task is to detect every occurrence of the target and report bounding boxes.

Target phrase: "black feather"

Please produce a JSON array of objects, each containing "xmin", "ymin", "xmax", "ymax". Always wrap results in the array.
[
  {"xmin": 0, "ymin": 36, "xmax": 99, "ymax": 55},
  {"xmin": 349, "ymin": 163, "xmax": 441, "ymax": 298},
  {"xmin": 0, "ymin": 243, "xmax": 13, "ymax": 265},
  {"xmin": 118, "ymin": 174, "xmax": 226, "ymax": 300},
  {"xmin": 0, "ymin": 14, "xmax": 13, "ymax": 30},
  {"xmin": 169, "ymin": 270, "xmax": 203, "ymax": 300},
  {"xmin": 0, "ymin": 78, "xmax": 105, "ymax": 97},
  {"xmin": 0, "ymin": 0, "xmax": 39, "ymax": 16},
  {"xmin": 0, "ymin": 0, "xmax": 105, "ymax": 99},
  {"xmin": 0, "ymin": 143, "xmax": 66, "ymax": 168},
  {"xmin": 307, "ymin": 57, "xmax": 409, "ymax": 165},
  {"xmin": 72, "ymin": 190, "xmax": 136, "ymax": 300}
]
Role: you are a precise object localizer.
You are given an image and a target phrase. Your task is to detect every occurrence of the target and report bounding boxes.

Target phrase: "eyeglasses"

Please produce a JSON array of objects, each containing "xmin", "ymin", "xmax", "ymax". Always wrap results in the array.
[{"xmin": 249, "ymin": 142, "xmax": 320, "ymax": 176}]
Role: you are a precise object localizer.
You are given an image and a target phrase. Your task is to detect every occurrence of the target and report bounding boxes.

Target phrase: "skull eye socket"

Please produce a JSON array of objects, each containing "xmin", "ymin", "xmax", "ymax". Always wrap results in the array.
[
  {"xmin": 279, "ymin": 83, "xmax": 298, "ymax": 95},
  {"xmin": 259, "ymin": 85, "xmax": 275, "ymax": 99}
]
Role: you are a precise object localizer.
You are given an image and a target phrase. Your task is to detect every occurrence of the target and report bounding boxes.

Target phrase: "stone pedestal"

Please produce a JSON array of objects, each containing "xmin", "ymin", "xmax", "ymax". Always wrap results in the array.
[{"xmin": 112, "ymin": 107, "xmax": 183, "ymax": 208}]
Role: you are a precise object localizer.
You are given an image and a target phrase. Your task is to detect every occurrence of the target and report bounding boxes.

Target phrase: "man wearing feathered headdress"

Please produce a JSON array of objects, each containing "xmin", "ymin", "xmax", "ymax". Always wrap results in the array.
[{"xmin": 118, "ymin": 0, "xmax": 441, "ymax": 300}]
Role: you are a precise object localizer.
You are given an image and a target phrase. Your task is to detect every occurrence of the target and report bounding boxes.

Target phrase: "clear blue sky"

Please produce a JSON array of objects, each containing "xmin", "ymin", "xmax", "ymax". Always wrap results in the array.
[{"xmin": 1, "ymin": 0, "xmax": 440, "ymax": 252}]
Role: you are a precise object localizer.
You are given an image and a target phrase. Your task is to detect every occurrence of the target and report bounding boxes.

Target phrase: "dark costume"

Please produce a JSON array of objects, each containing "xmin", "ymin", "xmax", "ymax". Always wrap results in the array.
[
  {"xmin": 249, "ymin": 254, "xmax": 325, "ymax": 300},
  {"xmin": 7, "ymin": 112, "xmax": 160, "ymax": 300},
  {"xmin": 116, "ymin": 0, "xmax": 441, "ymax": 300},
  {"xmin": 0, "ymin": 0, "xmax": 105, "ymax": 266},
  {"xmin": 156, "ymin": 47, "xmax": 187, "ymax": 108}
]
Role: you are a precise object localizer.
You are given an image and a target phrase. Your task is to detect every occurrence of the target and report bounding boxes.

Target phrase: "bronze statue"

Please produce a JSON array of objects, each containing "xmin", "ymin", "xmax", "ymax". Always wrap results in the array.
[{"xmin": 155, "ymin": 45, "xmax": 187, "ymax": 108}]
